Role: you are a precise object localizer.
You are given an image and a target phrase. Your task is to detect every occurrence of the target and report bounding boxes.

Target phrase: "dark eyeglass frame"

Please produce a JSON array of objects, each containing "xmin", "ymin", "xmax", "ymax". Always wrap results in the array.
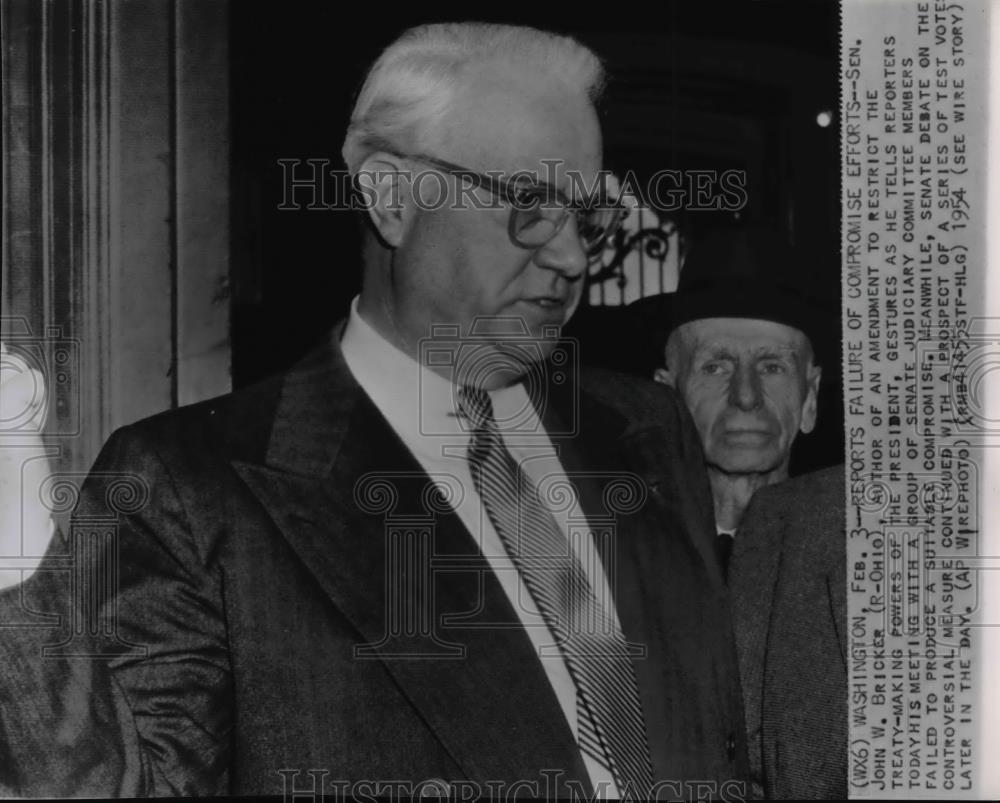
[{"xmin": 393, "ymin": 151, "xmax": 628, "ymax": 258}]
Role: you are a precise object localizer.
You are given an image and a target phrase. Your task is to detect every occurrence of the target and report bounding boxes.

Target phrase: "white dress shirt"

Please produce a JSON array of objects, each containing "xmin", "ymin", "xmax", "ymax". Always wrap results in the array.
[{"xmin": 340, "ymin": 298, "xmax": 622, "ymax": 797}]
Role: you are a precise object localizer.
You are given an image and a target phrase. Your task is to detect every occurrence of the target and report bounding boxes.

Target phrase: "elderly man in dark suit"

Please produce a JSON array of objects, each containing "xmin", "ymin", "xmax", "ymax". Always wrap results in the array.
[
  {"xmin": 1, "ymin": 23, "xmax": 748, "ymax": 798},
  {"xmin": 635, "ymin": 227, "xmax": 846, "ymax": 798}
]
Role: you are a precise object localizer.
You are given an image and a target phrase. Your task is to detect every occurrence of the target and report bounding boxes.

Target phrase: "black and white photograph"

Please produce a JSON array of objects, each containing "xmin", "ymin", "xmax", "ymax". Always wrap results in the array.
[{"xmin": 0, "ymin": 0, "xmax": 995, "ymax": 799}]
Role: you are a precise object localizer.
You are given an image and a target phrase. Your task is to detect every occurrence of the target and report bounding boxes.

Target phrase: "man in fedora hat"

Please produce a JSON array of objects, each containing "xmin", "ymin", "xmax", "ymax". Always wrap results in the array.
[
  {"xmin": 634, "ymin": 225, "xmax": 846, "ymax": 798},
  {"xmin": 651, "ymin": 226, "xmax": 824, "ymax": 537}
]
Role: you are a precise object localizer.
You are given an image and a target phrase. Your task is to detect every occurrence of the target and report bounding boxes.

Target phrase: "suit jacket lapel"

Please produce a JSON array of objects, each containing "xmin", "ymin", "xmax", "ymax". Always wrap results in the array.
[
  {"xmin": 728, "ymin": 504, "xmax": 785, "ymax": 740},
  {"xmin": 231, "ymin": 331, "xmax": 590, "ymax": 788}
]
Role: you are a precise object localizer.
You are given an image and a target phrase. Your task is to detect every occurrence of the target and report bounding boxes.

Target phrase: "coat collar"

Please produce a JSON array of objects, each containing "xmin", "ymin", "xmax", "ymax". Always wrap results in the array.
[
  {"xmin": 262, "ymin": 322, "xmax": 359, "ymax": 478},
  {"xmin": 259, "ymin": 324, "xmax": 632, "ymax": 481}
]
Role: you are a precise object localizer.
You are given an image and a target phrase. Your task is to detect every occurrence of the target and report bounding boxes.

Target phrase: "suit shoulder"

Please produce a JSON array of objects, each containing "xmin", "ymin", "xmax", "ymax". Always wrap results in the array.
[
  {"xmin": 756, "ymin": 464, "xmax": 845, "ymax": 508},
  {"xmin": 112, "ymin": 372, "xmax": 287, "ymax": 465},
  {"xmin": 744, "ymin": 464, "xmax": 846, "ymax": 543},
  {"xmin": 73, "ymin": 375, "xmax": 290, "ymax": 533}
]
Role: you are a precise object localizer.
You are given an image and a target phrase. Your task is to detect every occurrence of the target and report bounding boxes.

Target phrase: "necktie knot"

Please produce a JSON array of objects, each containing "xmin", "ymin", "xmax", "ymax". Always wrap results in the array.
[{"xmin": 457, "ymin": 386, "xmax": 494, "ymax": 432}]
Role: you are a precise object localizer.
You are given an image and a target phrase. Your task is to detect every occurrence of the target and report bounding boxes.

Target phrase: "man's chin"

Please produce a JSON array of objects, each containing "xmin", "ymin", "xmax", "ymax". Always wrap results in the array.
[
  {"xmin": 515, "ymin": 295, "xmax": 580, "ymax": 334},
  {"xmin": 707, "ymin": 446, "xmax": 785, "ymax": 476}
]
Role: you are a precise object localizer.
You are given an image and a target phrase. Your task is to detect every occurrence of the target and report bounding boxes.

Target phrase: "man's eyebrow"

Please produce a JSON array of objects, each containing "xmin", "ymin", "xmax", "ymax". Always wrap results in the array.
[
  {"xmin": 752, "ymin": 346, "xmax": 799, "ymax": 359},
  {"xmin": 693, "ymin": 343, "xmax": 800, "ymax": 361},
  {"xmin": 694, "ymin": 345, "xmax": 738, "ymax": 360},
  {"xmin": 505, "ymin": 174, "xmax": 572, "ymax": 203},
  {"xmin": 509, "ymin": 170, "xmax": 609, "ymax": 205}
]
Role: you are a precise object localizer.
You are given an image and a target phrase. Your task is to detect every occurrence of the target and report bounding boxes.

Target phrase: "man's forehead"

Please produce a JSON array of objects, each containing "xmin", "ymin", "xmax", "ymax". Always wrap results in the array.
[
  {"xmin": 442, "ymin": 62, "xmax": 603, "ymax": 186},
  {"xmin": 680, "ymin": 317, "xmax": 809, "ymax": 353}
]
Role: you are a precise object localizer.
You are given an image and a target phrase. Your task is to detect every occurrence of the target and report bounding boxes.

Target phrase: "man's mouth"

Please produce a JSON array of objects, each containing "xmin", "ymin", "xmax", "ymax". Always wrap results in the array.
[
  {"xmin": 721, "ymin": 428, "xmax": 775, "ymax": 444},
  {"xmin": 523, "ymin": 295, "xmax": 568, "ymax": 310},
  {"xmin": 519, "ymin": 296, "xmax": 573, "ymax": 326}
]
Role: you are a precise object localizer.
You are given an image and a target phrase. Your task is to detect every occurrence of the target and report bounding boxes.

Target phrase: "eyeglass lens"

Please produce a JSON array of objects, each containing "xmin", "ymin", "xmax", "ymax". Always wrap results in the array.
[{"xmin": 511, "ymin": 205, "xmax": 620, "ymax": 255}]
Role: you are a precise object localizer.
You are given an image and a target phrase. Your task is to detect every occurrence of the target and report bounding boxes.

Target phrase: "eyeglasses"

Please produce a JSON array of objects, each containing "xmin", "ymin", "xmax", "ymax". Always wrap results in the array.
[{"xmin": 395, "ymin": 152, "xmax": 627, "ymax": 259}]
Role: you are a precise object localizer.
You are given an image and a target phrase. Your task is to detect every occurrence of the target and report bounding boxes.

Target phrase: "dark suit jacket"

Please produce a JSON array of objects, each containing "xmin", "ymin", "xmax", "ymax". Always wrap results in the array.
[
  {"xmin": 4, "ymin": 328, "xmax": 749, "ymax": 797},
  {"xmin": 0, "ymin": 580, "xmax": 142, "ymax": 797},
  {"xmin": 729, "ymin": 465, "xmax": 847, "ymax": 799}
]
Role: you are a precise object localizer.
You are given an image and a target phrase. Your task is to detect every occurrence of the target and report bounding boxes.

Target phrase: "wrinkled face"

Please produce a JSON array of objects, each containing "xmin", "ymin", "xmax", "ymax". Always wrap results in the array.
[
  {"xmin": 668, "ymin": 318, "xmax": 820, "ymax": 477},
  {"xmin": 391, "ymin": 65, "xmax": 603, "ymax": 388}
]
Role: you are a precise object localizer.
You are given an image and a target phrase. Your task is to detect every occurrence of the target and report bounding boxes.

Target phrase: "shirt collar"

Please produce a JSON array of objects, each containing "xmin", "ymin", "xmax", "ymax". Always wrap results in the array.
[
  {"xmin": 340, "ymin": 297, "xmax": 462, "ymax": 448},
  {"xmin": 340, "ymin": 297, "xmax": 538, "ymax": 456}
]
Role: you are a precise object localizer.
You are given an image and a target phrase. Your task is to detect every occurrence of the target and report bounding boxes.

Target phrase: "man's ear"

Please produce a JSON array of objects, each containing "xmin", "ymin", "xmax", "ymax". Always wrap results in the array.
[
  {"xmin": 799, "ymin": 363, "xmax": 822, "ymax": 434},
  {"xmin": 355, "ymin": 151, "xmax": 415, "ymax": 248},
  {"xmin": 654, "ymin": 367, "xmax": 676, "ymax": 387}
]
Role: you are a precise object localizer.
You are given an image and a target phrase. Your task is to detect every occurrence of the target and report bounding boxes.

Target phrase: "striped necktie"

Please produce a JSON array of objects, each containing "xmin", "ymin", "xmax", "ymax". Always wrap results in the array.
[{"xmin": 459, "ymin": 386, "xmax": 654, "ymax": 797}]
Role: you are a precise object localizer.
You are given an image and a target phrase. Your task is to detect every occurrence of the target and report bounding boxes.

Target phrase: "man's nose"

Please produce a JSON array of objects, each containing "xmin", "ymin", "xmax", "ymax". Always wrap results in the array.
[
  {"xmin": 729, "ymin": 363, "xmax": 763, "ymax": 411},
  {"xmin": 533, "ymin": 214, "xmax": 589, "ymax": 279}
]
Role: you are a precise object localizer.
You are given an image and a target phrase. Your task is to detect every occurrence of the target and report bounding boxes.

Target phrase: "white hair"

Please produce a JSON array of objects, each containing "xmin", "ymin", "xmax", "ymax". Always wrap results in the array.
[{"xmin": 341, "ymin": 22, "xmax": 605, "ymax": 174}]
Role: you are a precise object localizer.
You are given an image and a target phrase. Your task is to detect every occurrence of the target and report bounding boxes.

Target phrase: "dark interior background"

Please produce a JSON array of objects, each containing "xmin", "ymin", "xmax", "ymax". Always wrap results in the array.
[{"xmin": 229, "ymin": 0, "xmax": 842, "ymax": 474}]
